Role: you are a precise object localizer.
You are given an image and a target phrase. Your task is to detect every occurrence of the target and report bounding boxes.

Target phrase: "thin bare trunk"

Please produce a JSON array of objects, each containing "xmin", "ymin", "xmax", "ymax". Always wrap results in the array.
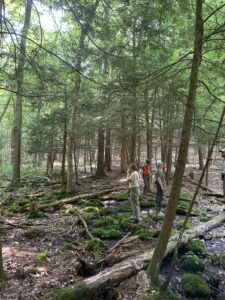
[{"xmin": 148, "ymin": 0, "xmax": 204, "ymax": 283}]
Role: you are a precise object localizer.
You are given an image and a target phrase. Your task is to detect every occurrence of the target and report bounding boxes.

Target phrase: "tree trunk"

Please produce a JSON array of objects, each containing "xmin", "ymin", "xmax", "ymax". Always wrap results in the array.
[
  {"xmin": 120, "ymin": 103, "xmax": 128, "ymax": 173},
  {"xmin": 61, "ymin": 95, "xmax": 67, "ymax": 183},
  {"xmin": 148, "ymin": 0, "xmax": 204, "ymax": 282},
  {"xmin": 0, "ymin": 239, "xmax": 5, "ymax": 281},
  {"xmin": 89, "ymin": 139, "xmax": 93, "ymax": 173},
  {"xmin": 11, "ymin": 0, "xmax": 32, "ymax": 187},
  {"xmin": 198, "ymin": 144, "xmax": 204, "ymax": 170},
  {"xmin": 105, "ymin": 127, "xmax": 112, "ymax": 171},
  {"xmin": 95, "ymin": 127, "xmax": 106, "ymax": 178}
]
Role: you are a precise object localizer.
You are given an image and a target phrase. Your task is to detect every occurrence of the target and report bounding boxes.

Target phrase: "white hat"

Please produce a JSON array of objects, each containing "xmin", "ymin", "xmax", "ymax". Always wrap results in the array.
[{"xmin": 157, "ymin": 160, "xmax": 163, "ymax": 166}]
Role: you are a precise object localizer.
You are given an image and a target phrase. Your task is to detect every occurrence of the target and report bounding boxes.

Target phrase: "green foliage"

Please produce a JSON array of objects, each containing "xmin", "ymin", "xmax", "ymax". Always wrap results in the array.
[
  {"xmin": 152, "ymin": 212, "xmax": 165, "ymax": 221},
  {"xmin": 136, "ymin": 228, "xmax": 154, "ymax": 240},
  {"xmin": 99, "ymin": 207, "xmax": 111, "ymax": 215},
  {"xmin": 9, "ymin": 202, "xmax": 20, "ymax": 214},
  {"xmin": 181, "ymin": 252, "xmax": 205, "ymax": 272},
  {"xmin": 61, "ymin": 243, "xmax": 77, "ymax": 251},
  {"xmin": 182, "ymin": 273, "xmax": 211, "ymax": 297},
  {"xmin": 142, "ymin": 216, "xmax": 153, "ymax": 224},
  {"xmin": 188, "ymin": 239, "xmax": 205, "ymax": 256},
  {"xmin": 36, "ymin": 252, "xmax": 47, "ymax": 262},
  {"xmin": 210, "ymin": 254, "xmax": 219, "ymax": 265}
]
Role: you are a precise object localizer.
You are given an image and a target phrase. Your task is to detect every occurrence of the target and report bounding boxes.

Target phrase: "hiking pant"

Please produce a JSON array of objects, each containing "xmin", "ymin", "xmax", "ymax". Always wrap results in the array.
[
  {"xmin": 143, "ymin": 176, "xmax": 150, "ymax": 194},
  {"xmin": 129, "ymin": 187, "xmax": 140, "ymax": 221},
  {"xmin": 155, "ymin": 182, "xmax": 163, "ymax": 211}
]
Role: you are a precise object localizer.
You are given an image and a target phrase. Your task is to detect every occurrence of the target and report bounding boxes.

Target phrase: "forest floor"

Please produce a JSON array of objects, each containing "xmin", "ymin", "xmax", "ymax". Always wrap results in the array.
[{"xmin": 0, "ymin": 167, "xmax": 225, "ymax": 300}]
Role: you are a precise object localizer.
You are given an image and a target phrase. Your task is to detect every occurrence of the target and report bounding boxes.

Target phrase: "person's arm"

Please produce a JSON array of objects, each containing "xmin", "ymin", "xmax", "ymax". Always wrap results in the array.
[{"xmin": 127, "ymin": 171, "xmax": 134, "ymax": 182}]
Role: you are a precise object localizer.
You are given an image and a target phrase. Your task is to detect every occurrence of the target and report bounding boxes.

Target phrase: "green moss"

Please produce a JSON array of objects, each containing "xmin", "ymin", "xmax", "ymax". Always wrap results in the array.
[
  {"xmin": 210, "ymin": 254, "xmax": 219, "ymax": 265},
  {"xmin": 85, "ymin": 239, "xmax": 107, "ymax": 260},
  {"xmin": 84, "ymin": 199, "xmax": 104, "ymax": 207},
  {"xmin": 188, "ymin": 239, "xmax": 205, "ymax": 256},
  {"xmin": 140, "ymin": 200, "xmax": 155, "ymax": 208},
  {"xmin": 136, "ymin": 228, "xmax": 154, "ymax": 241},
  {"xmin": 181, "ymin": 252, "xmax": 205, "ymax": 272},
  {"xmin": 119, "ymin": 217, "xmax": 132, "ymax": 230},
  {"xmin": 9, "ymin": 202, "xmax": 20, "ymax": 213},
  {"xmin": 178, "ymin": 219, "xmax": 192, "ymax": 230},
  {"xmin": 61, "ymin": 242, "xmax": 77, "ymax": 251},
  {"xmin": 41, "ymin": 284, "xmax": 91, "ymax": 300},
  {"xmin": 79, "ymin": 228, "xmax": 86, "ymax": 236},
  {"xmin": 36, "ymin": 252, "xmax": 47, "ymax": 262},
  {"xmin": 152, "ymin": 290, "xmax": 181, "ymax": 300},
  {"xmin": 118, "ymin": 205, "xmax": 131, "ymax": 213},
  {"xmin": 182, "ymin": 273, "xmax": 211, "ymax": 297},
  {"xmin": 99, "ymin": 207, "xmax": 111, "ymax": 215},
  {"xmin": 114, "ymin": 193, "xmax": 128, "ymax": 201},
  {"xmin": 94, "ymin": 217, "xmax": 114, "ymax": 227},
  {"xmin": 219, "ymin": 253, "xmax": 225, "ymax": 266},
  {"xmin": 92, "ymin": 227, "xmax": 122, "ymax": 239},
  {"xmin": 142, "ymin": 216, "xmax": 153, "ymax": 224},
  {"xmin": 83, "ymin": 206, "xmax": 99, "ymax": 216},
  {"xmin": 179, "ymin": 191, "xmax": 192, "ymax": 201},
  {"xmin": 152, "ymin": 212, "xmax": 165, "ymax": 221}
]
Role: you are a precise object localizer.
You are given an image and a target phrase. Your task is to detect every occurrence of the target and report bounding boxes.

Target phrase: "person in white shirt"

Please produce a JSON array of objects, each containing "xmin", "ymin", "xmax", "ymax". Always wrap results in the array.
[{"xmin": 127, "ymin": 163, "xmax": 141, "ymax": 223}]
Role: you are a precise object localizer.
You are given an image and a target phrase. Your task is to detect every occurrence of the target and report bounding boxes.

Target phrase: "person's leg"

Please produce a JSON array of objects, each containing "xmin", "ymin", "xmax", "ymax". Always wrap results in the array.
[
  {"xmin": 129, "ymin": 188, "xmax": 136, "ymax": 219},
  {"xmin": 158, "ymin": 189, "xmax": 163, "ymax": 211},
  {"xmin": 143, "ymin": 177, "xmax": 147, "ymax": 194},
  {"xmin": 132, "ymin": 188, "xmax": 140, "ymax": 221}
]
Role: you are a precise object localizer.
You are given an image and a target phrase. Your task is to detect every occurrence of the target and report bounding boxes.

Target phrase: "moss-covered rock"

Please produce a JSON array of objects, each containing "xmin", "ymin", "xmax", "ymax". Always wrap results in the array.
[
  {"xmin": 84, "ymin": 199, "xmax": 104, "ymax": 208},
  {"xmin": 152, "ymin": 212, "xmax": 165, "ymax": 221},
  {"xmin": 118, "ymin": 205, "xmax": 131, "ymax": 213},
  {"xmin": 119, "ymin": 217, "xmax": 132, "ymax": 230},
  {"xmin": 188, "ymin": 239, "xmax": 205, "ymax": 256},
  {"xmin": 92, "ymin": 228, "xmax": 122, "ymax": 239},
  {"xmin": 181, "ymin": 252, "xmax": 205, "ymax": 272},
  {"xmin": 83, "ymin": 206, "xmax": 99, "ymax": 216},
  {"xmin": 114, "ymin": 193, "xmax": 128, "ymax": 202},
  {"xmin": 41, "ymin": 284, "xmax": 92, "ymax": 300},
  {"xmin": 182, "ymin": 273, "xmax": 211, "ymax": 297},
  {"xmin": 179, "ymin": 191, "xmax": 193, "ymax": 201},
  {"xmin": 140, "ymin": 199, "xmax": 155, "ymax": 208}
]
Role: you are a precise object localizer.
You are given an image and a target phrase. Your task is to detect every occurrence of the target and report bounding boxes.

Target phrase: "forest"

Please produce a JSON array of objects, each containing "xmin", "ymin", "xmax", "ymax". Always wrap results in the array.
[{"xmin": 0, "ymin": 0, "xmax": 225, "ymax": 299}]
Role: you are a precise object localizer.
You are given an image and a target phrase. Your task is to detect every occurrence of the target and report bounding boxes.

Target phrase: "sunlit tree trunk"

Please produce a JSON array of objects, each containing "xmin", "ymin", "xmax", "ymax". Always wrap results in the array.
[
  {"xmin": 11, "ymin": 0, "xmax": 32, "ymax": 187},
  {"xmin": 148, "ymin": 0, "xmax": 204, "ymax": 283}
]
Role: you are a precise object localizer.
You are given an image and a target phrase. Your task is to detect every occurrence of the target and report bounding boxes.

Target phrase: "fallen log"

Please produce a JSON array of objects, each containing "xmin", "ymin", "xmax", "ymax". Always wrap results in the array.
[
  {"xmin": 42, "ymin": 212, "xmax": 225, "ymax": 300},
  {"xmin": 188, "ymin": 178, "xmax": 215, "ymax": 193},
  {"xmin": 36, "ymin": 186, "xmax": 127, "ymax": 211},
  {"xmin": 203, "ymin": 192, "xmax": 224, "ymax": 198}
]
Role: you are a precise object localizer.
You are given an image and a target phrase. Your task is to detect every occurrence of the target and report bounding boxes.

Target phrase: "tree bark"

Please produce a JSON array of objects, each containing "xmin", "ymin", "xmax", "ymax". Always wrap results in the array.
[
  {"xmin": 105, "ymin": 127, "xmax": 112, "ymax": 171},
  {"xmin": 148, "ymin": 0, "xmax": 204, "ymax": 282},
  {"xmin": 11, "ymin": 0, "xmax": 32, "ymax": 187},
  {"xmin": 95, "ymin": 127, "xmax": 106, "ymax": 178}
]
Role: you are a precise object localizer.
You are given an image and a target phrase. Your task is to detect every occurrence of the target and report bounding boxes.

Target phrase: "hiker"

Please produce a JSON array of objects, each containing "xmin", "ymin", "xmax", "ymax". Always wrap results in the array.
[
  {"xmin": 141, "ymin": 159, "xmax": 151, "ymax": 194},
  {"xmin": 155, "ymin": 161, "xmax": 165, "ymax": 211},
  {"xmin": 127, "ymin": 163, "xmax": 141, "ymax": 223},
  {"xmin": 219, "ymin": 149, "xmax": 225, "ymax": 200}
]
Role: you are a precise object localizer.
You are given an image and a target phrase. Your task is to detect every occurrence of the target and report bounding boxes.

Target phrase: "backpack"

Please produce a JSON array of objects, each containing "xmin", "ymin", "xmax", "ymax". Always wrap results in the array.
[{"xmin": 143, "ymin": 165, "xmax": 150, "ymax": 176}]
